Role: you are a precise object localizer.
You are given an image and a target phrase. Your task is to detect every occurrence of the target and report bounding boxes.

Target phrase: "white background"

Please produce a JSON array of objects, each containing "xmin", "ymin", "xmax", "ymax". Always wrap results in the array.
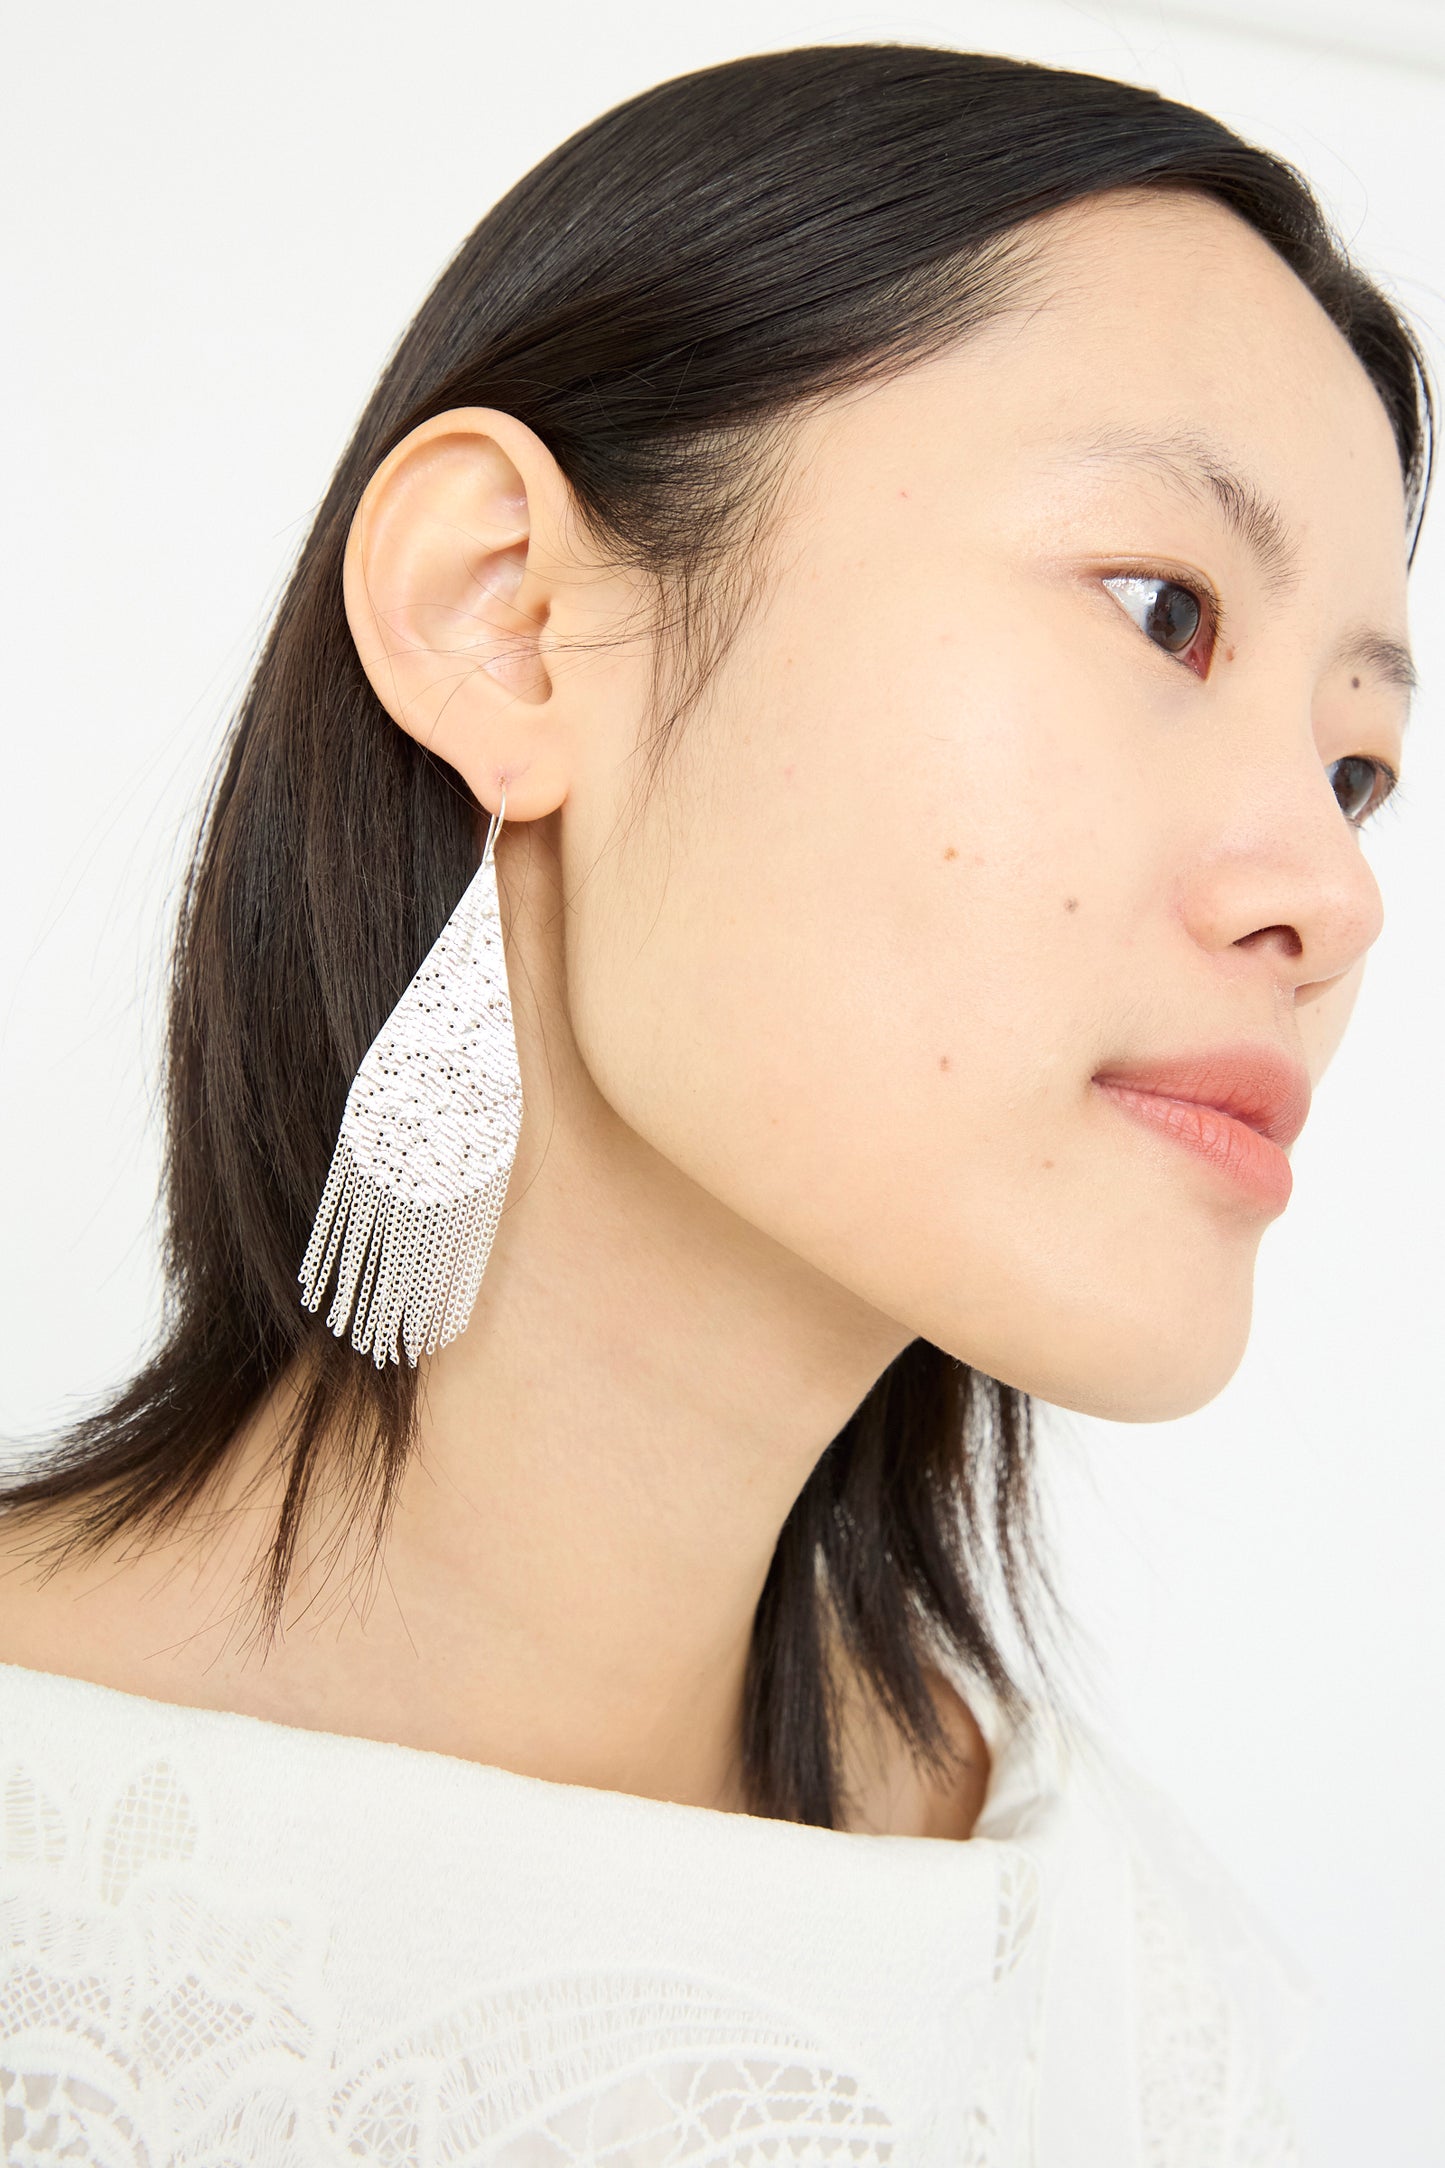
[{"xmin": 2, "ymin": 2, "xmax": 1441, "ymax": 2157}]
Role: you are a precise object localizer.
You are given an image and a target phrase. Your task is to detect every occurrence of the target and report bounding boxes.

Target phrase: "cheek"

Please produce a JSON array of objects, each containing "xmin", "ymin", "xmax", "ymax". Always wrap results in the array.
[
  {"xmin": 830, "ymin": 576, "xmax": 1143, "ymax": 1087},
  {"xmin": 583, "ymin": 563, "xmax": 1143, "ymax": 1249},
  {"xmin": 570, "ymin": 555, "xmax": 1257, "ymax": 1420},
  {"xmin": 571, "ymin": 520, "xmax": 1273, "ymax": 1422}
]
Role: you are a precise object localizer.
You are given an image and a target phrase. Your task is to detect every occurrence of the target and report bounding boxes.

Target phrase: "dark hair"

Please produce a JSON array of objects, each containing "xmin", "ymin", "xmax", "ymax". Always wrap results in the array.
[{"xmin": 5, "ymin": 43, "xmax": 1431, "ymax": 1826}]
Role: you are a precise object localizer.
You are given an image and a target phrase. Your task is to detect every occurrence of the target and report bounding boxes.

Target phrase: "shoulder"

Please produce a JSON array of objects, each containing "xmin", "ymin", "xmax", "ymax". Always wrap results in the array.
[
  {"xmin": 0, "ymin": 1504, "xmax": 234, "ymax": 1706},
  {"xmin": 834, "ymin": 1653, "xmax": 993, "ymax": 1840},
  {"xmin": 0, "ymin": 1526, "xmax": 143, "ymax": 1707},
  {"xmin": 1068, "ymin": 1721, "xmax": 1315, "ymax": 2148}
]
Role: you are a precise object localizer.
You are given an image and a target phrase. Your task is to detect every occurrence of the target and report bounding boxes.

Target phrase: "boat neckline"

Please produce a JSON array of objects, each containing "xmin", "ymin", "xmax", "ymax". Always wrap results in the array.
[{"xmin": 0, "ymin": 1651, "xmax": 1056, "ymax": 1853}]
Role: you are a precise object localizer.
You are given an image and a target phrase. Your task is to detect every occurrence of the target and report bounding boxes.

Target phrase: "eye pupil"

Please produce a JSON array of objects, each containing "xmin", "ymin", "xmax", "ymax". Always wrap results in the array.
[
  {"xmin": 1330, "ymin": 754, "xmax": 1382, "ymax": 824},
  {"xmin": 1147, "ymin": 581, "xmax": 1202, "ymax": 652},
  {"xmin": 1101, "ymin": 573, "xmax": 1214, "ymax": 673}
]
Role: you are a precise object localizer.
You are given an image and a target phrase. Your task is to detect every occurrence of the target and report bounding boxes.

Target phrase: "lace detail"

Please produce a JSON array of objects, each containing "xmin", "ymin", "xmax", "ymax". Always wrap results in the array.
[
  {"xmin": 1130, "ymin": 1850, "xmax": 1300, "ymax": 2168},
  {"xmin": 958, "ymin": 2105, "xmax": 998, "ymax": 2167},
  {"xmin": 1132, "ymin": 1849, "xmax": 1233, "ymax": 2165},
  {"xmin": 0, "ymin": 1758, "xmax": 899, "ymax": 2165},
  {"xmin": 0, "ymin": 1667, "xmax": 1312, "ymax": 2167},
  {"xmin": 1230, "ymin": 2091, "xmax": 1300, "ymax": 2168},
  {"xmin": 991, "ymin": 1852, "xmax": 1040, "ymax": 1984},
  {"xmin": 332, "ymin": 1976, "xmax": 897, "ymax": 2165}
]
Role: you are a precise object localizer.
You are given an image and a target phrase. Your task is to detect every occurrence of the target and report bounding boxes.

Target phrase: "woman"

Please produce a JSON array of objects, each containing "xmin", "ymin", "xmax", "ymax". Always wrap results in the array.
[{"xmin": 0, "ymin": 40, "xmax": 1427, "ymax": 2164}]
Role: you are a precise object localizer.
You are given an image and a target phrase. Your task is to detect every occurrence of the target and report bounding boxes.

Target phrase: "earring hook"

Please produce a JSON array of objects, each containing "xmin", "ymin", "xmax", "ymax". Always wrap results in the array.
[{"xmin": 484, "ymin": 782, "xmax": 507, "ymax": 868}]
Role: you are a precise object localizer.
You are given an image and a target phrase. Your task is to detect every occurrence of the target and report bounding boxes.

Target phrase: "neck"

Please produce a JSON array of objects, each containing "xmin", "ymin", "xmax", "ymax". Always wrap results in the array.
[{"xmin": 209, "ymin": 996, "xmax": 912, "ymax": 1815}]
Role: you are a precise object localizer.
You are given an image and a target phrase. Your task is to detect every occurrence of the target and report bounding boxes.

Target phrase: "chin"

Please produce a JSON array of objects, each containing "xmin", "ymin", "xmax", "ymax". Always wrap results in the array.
[
  {"xmin": 939, "ymin": 1292, "xmax": 1254, "ymax": 1427},
  {"xmin": 1051, "ymin": 1354, "xmax": 1248, "ymax": 1426}
]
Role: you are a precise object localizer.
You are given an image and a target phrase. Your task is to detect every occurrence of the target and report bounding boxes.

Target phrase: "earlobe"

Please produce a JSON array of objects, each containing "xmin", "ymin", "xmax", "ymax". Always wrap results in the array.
[{"xmin": 341, "ymin": 408, "xmax": 568, "ymax": 812}]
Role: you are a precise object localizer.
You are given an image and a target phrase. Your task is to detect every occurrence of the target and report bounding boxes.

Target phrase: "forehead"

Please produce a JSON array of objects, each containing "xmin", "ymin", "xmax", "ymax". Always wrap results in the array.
[
  {"xmin": 801, "ymin": 189, "xmax": 1410, "ymax": 610},
  {"xmin": 1010, "ymin": 190, "xmax": 1398, "ymax": 451}
]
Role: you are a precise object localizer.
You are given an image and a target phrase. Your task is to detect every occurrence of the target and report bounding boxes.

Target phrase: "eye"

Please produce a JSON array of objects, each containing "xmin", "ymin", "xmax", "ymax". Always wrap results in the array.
[
  {"xmin": 1328, "ymin": 753, "xmax": 1400, "ymax": 829},
  {"xmin": 1102, "ymin": 574, "xmax": 1217, "ymax": 677}
]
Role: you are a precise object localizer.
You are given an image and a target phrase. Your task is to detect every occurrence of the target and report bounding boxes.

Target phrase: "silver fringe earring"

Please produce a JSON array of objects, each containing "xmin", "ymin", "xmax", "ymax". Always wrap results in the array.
[{"xmin": 298, "ymin": 788, "xmax": 523, "ymax": 1369}]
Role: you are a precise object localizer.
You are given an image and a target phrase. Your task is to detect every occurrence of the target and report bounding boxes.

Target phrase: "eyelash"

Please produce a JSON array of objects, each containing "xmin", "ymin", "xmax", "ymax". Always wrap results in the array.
[{"xmin": 1100, "ymin": 569, "xmax": 1402, "ymax": 830}]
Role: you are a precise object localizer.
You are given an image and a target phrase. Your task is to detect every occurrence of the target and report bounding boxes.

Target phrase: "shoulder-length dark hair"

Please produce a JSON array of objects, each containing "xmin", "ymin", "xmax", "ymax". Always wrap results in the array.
[{"xmin": 5, "ymin": 43, "xmax": 1431, "ymax": 1826}]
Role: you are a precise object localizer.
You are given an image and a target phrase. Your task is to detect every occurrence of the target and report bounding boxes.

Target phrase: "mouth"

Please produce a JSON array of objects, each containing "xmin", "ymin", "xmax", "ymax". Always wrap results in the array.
[
  {"xmin": 1093, "ymin": 1082, "xmax": 1294, "ymax": 1211},
  {"xmin": 1091, "ymin": 1045, "xmax": 1311, "ymax": 1215}
]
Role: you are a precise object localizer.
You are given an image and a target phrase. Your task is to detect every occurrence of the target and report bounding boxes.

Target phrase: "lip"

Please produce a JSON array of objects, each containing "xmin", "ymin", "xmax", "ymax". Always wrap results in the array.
[{"xmin": 1092, "ymin": 1044, "xmax": 1311, "ymax": 1213}]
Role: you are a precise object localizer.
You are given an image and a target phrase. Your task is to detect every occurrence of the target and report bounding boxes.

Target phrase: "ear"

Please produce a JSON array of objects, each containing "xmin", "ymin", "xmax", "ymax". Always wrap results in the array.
[{"xmin": 341, "ymin": 407, "xmax": 586, "ymax": 821}]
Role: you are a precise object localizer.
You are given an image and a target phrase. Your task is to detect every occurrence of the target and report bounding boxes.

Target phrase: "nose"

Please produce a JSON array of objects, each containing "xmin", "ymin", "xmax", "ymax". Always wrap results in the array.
[{"xmin": 1184, "ymin": 735, "xmax": 1387, "ymax": 997}]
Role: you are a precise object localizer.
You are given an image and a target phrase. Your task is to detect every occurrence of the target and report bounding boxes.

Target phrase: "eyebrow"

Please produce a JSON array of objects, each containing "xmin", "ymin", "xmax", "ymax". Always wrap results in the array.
[
  {"xmin": 1055, "ymin": 423, "xmax": 1417, "ymax": 709},
  {"xmin": 1335, "ymin": 625, "xmax": 1418, "ymax": 701},
  {"xmin": 1059, "ymin": 423, "xmax": 1301, "ymax": 591}
]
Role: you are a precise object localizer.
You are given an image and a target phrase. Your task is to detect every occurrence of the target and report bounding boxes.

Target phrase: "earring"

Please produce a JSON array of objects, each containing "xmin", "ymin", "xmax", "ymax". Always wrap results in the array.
[{"xmin": 298, "ymin": 788, "xmax": 523, "ymax": 1368}]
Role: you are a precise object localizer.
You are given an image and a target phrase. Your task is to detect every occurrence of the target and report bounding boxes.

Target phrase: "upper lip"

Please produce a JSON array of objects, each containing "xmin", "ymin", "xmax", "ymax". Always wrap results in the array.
[{"xmin": 1093, "ymin": 1043, "xmax": 1312, "ymax": 1150}]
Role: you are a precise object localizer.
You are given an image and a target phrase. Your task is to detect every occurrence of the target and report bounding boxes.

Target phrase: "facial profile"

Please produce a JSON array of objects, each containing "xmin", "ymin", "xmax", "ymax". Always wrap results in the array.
[
  {"xmin": 0, "ymin": 74, "xmax": 1433, "ymax": 2159},
  {"xmin": 348, "ymin": 186, "xmax": 1413, "ymax": 1431}
]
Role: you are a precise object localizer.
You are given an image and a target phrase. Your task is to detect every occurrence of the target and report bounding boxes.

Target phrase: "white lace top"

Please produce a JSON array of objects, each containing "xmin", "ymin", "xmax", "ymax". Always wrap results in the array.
[{"xmin": 0, "ymin": 1655, "xmax": 1311, "ymax": 2165}]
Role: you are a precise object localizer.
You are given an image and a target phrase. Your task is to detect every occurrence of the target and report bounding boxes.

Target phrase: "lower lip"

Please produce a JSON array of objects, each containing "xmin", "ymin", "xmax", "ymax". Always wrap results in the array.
[{"xmin": 1094, "ymin": 1081, "xmax": 1293, "ymax": 1213}]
